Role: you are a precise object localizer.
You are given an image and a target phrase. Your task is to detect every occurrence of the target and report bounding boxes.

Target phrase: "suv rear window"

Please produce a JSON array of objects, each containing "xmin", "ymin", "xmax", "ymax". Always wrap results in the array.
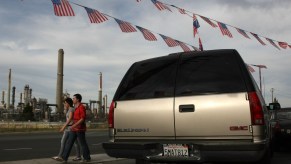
[
  {"xmin": 114, "ymin": 50, "xmax": 249, "ymax": 101},
  {"xmin": 175, "ymin": 53, "xmax": 246, "ymax": 96},
  {"xmin": 115, "ymin": 55, "xmax": 179, "ymax": 100}
]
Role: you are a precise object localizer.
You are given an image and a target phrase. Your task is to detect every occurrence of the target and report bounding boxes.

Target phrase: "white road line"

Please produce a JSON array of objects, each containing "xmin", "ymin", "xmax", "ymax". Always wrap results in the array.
[{"xmin": 3, "ymin": 148, "xmax": 32, "ymax": 151}]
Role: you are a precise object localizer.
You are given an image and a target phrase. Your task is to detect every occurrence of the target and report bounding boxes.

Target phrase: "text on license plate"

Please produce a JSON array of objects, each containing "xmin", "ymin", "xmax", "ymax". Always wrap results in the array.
[{"xmin": 163, "ymin": 144, "xmax": 188, "ymax": 157}]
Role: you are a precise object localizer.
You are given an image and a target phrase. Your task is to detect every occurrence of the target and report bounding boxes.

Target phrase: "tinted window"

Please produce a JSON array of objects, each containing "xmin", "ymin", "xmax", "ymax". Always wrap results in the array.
[
  {"xmin": 115, "ymin": 55, "xmax": 179, "ymax": 100},
  {"xmin": 175, "ymin": 53, "xmax": 246, "ymax": 96}
]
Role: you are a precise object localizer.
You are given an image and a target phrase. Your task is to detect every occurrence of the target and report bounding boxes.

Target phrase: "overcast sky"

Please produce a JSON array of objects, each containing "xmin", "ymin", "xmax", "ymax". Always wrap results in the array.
[{"xmin": 0, "ymin": 0, "xmax": 290, "ymax": 110}]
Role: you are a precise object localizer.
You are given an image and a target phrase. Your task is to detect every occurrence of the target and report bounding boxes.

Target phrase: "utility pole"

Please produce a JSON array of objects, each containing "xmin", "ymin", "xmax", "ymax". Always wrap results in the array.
[
  {"xmin": 251, "ymin": 64, "xmax": 267, "ymax": 93},
  {"xmin": 270, "ymin": 88, "xmax": 274, "ymax": 103}
]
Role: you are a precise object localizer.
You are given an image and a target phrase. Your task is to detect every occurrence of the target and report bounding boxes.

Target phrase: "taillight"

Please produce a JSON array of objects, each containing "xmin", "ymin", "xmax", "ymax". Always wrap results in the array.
[
  {"xmin": 248, "ymin": 92, "xmax": 265, "ymax": 125},
  {"xmin": 108, "ymin": 101, "xmax": 115, "ymax": 128},
  {"xmin": 274, "ymin": 121, "xmax": 280, "ymax": 132}
]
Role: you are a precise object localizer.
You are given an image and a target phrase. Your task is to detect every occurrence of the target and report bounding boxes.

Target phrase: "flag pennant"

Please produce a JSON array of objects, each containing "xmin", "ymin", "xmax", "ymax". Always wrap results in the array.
[
  {"xmin": 247, "ymin": 64, "xmax": 255, "ymax": 73},
  {"xmin": 159, "ymin": 34, "xmax": 179, "ymax": 47},
  {"xmin": 193, "ymin": 14, "xmax": 200, "ymax": 38},
  {"xmin": 266, "ymin": 38, "xmax": 280, "ymax": 50},
  {"xmin": 114, "ymin": 19, "xmax": 137, "ymax": 33},
  {"xmin": 191, "ymin": 45, "xmax": 200, "ymax": 51},
  {"xmin": 250, "ymin": 33, "xmax": 266, "ymax": 45},
  {"xmin": 199, "ymin": 37, "xmax": 203, "ymax": 51},
  {"xmin": 236, "ymin": 28, "xmax": 250, "ymax": 39},
  {"xmin": 278, "ymin": 42, "xmax": 288, "ymax": 49},
  {"xmin": 136, "ymin": 26, "xmax": 157, "ymax": 41},
  {"xmin": 176, "ymin": 41, "xmax": 191, "ymax": 52},
  {"xmin": 151, "ymin": 0, "xmax": 172, "ymax": 12},
  {"xmin": 171, "ymin": 5, "xmax": 186, "ymax": 14},
  {"xmin": 217, "ymin": 22, "xmax": 233, "ymax": 38},
  {"xmin": 199, "ymin": 16, "xmax": 217, "ymax": 28},
  {"xmin": 84, "ymin": 7, "xmax": 108, "ymax": 24},
  {"xmin": 51, "ymin": 0, "xmax": 75, "ymax": 16}
]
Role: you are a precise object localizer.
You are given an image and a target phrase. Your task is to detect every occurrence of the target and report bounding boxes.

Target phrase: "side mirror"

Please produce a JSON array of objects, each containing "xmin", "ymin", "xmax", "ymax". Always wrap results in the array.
[{"xmin": 268, "ymin": 103, "xmax": 281, "ymax": 110}]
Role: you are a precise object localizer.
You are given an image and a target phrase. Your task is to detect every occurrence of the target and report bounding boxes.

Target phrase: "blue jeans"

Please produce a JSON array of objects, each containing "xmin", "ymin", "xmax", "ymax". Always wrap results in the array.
[
  {"xmin": 61, "ymin": 131, "xmax": 91, "ymax": 161},
  {"xmin": 58, "ymin": 130, "xmax": 81, "ymax": 158}
]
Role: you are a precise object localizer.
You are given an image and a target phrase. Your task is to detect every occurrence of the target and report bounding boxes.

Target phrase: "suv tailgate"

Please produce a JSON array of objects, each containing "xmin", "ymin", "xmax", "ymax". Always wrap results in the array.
[{"xmin": 175, "ymin": 93, "xmax": 252, "ymax": 139}]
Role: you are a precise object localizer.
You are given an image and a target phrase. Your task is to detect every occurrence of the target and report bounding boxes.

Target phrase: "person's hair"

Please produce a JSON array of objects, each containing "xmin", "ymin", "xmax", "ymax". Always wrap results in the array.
[
  {"xmin": 74, "ymin": 93, "xmax": 82, "ymax": 102},
  {"xmin": 64, "ymin": 97, "xmax": 73, "ymax": 107}
]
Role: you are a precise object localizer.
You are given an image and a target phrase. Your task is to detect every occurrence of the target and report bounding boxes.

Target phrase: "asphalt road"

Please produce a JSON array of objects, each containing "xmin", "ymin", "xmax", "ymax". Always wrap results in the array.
[
  {"xmin": 0, "ymin": 130, "xmax": 108, "ymax": 162},
  {"xmin": 1, "ymin": 130, "xmax": 291, "ymax": 164}
]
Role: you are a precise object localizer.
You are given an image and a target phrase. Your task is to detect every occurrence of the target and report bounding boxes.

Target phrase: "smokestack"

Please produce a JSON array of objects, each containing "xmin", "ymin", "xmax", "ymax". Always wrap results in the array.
[
  {"xmin": 98, "ymin": 72, "xmax": 102, "ymax": 117},
  {"xmin": 56, "ymin": 49, "xmax": 64, "ymax": 113},
  {"xmin": 24, "ymin": 85, "xmax": 29, "ymax": 105},
  {"xmin": 20, "ymin": 93, "xmax": 23, "ymax": 103},
  {"xmin": 104, "ymin": 94, "xmax": 107, "ymax": 115},
  {"xmin": 29, "ymin": 89, "xmax": 32, "ymax": 99},
  {"xmin": 12, "ymin": 86, "xmax": 15, "ymax": 108},
  {"xmin": 1, "ymin": 91, "xmax": 4, "ymax": 105},
  {"xmin": 7, "ymin": 69, "xmax": 11, "ymax": 109}
]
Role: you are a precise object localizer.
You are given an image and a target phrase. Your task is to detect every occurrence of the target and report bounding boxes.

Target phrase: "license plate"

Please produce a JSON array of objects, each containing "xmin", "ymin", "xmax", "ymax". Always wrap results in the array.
[{"xmin": 163, "ymin": 144, "xmax": 189, "ymax": 157}]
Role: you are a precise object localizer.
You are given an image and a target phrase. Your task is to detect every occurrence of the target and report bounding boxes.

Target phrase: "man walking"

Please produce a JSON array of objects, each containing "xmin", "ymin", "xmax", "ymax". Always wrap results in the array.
[{"xmin": 60, "ymin": 93, "xmax": 91, "ymax": 162}]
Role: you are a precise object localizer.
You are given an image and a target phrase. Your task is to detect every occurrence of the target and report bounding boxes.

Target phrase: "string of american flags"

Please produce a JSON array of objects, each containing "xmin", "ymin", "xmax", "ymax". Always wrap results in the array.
[
  {"xmin": 140, "ymin": 0, "xmax": 290, "ymax": 50},
  {"xmin": 51, "ymin": 0, "xmax": 199, "ymax": 52},
  {"xmin": 50, "ymin": 0, "xmax": 290, "ymax": 52}
]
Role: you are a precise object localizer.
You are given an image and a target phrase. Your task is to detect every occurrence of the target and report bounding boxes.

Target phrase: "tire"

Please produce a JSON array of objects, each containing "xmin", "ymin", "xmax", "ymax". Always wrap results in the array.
[{"xmin": 255, "ymin": 148, "xmax": 271, "ymax": 164}]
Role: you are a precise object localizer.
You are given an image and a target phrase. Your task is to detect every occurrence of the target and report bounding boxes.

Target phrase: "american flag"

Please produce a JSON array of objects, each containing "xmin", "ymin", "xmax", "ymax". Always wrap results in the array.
[
  {"xmin": 278, "ymin": 42, "xmax": 288, "ymax": 49},
  {"xmin": 266, "ymin": 38, "xmax": 280, "ymax": 50},
  {"xmin": 171, "ymin": 5, "xmax": 186, "ymax": 14},
  {"xmin": 114, "ymin": 19, "xmax": 137, "ymax": 33},
  {"xmin": 236, "ymin": 28, "xmax": 250, "ymax": 39},
  {"xmin": 176, "ymin": 41, "xmax": 191, "ymax": 52},
  {"xmin": 178, "ymin": 8, "xmax": 186, "ymax": 14},
  {"xmin": 136, "ymin": 26, "xmax": 157, "ymax": 41},
  {"xmin": 250, "ymin": 33, "xmax": 266, "ymax": 45},
  {"xmin": 151, "ymin": 0, "xmax": 172, "ymax": 12},
  {"xmin": 217, "ymin": 22, "xmax": 233, "ymax": 38},
  {"xmin": 193, "ymin": 14, "xmax": 200, "ymax": 38},
  {"xmin": 199, "ymin": 37, "xmax": 203, "ymax": 51},
  {"xmin": 159, "ymin": 34, "xmax": 178, "ymax": 47},
  {"xmin": 84, "ymin": 7, "xmax": 108, "ymax": 24},
  {"xmin": 51, "ymin": 0, "xmax": 75, "ymax": 16},
  {"xmin": 199, "ymin": 16, "xmax": 217, "ymax": 28}
]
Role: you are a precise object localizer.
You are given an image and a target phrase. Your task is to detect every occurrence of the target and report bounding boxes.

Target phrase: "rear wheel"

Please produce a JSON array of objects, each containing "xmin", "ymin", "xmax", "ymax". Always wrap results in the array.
[{"xmin": 255, "ymin": 147, "xmax": 271, "ymax": 164}]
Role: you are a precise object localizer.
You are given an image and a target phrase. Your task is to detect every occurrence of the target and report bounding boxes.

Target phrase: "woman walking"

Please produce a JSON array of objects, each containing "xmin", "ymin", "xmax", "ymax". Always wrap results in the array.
[{"xmin": 52, "ymin": 97, "xmax": 81, "ymax": 161}]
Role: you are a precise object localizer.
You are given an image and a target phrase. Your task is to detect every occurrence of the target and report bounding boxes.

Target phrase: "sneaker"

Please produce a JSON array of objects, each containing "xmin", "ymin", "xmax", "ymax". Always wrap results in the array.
[
  {"xmin": 72, "ymin": 157, "xmax": 82, "ymax": 161},
  {"xmin": 51, "ymin": 156, "xmax": 59, "ymax": 160},
  {"xmin": 52, "ymin": 156, "xmax": 66, "ymax": 162}
]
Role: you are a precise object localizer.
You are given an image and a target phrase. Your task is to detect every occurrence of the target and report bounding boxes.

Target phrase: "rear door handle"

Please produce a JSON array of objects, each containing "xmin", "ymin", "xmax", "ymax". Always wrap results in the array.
[{"xmin": 179, "ymin": 104, "xmax": 195, "ymax": 112}]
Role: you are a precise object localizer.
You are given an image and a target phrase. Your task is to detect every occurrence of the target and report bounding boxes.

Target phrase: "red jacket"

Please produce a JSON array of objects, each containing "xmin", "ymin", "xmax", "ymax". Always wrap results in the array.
[{"xmin": 72, "ymin": 103, "xmax": 86, "ymax": 132}]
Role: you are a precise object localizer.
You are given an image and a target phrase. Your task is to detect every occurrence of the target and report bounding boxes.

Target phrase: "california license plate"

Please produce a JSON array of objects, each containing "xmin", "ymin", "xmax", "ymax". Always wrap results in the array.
[{"xmin": 163, "ymin": 144, "xmax": 189, "ymax": 157}]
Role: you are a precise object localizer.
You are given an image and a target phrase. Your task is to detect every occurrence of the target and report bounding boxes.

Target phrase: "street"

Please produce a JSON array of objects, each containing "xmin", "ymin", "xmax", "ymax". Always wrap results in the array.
[
  {"xmin": 0, "ymin": 130, "xmax": 291, "ymax": 163},
  {"xmin": 0, "ymin": 130, "xmax": 108, "ymax": 162}
]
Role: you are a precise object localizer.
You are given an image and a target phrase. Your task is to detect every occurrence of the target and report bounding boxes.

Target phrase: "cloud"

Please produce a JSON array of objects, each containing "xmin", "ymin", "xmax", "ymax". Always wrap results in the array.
[{"xmin": 0, "ymin": 0, "xmax": 291, "ymax": 108}]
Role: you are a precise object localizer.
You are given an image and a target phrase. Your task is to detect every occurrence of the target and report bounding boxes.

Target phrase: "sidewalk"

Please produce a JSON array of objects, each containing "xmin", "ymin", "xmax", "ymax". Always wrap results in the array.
[{"xmin": 0, "ymin": 154, "xmax": 129, "ymax": 164}]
